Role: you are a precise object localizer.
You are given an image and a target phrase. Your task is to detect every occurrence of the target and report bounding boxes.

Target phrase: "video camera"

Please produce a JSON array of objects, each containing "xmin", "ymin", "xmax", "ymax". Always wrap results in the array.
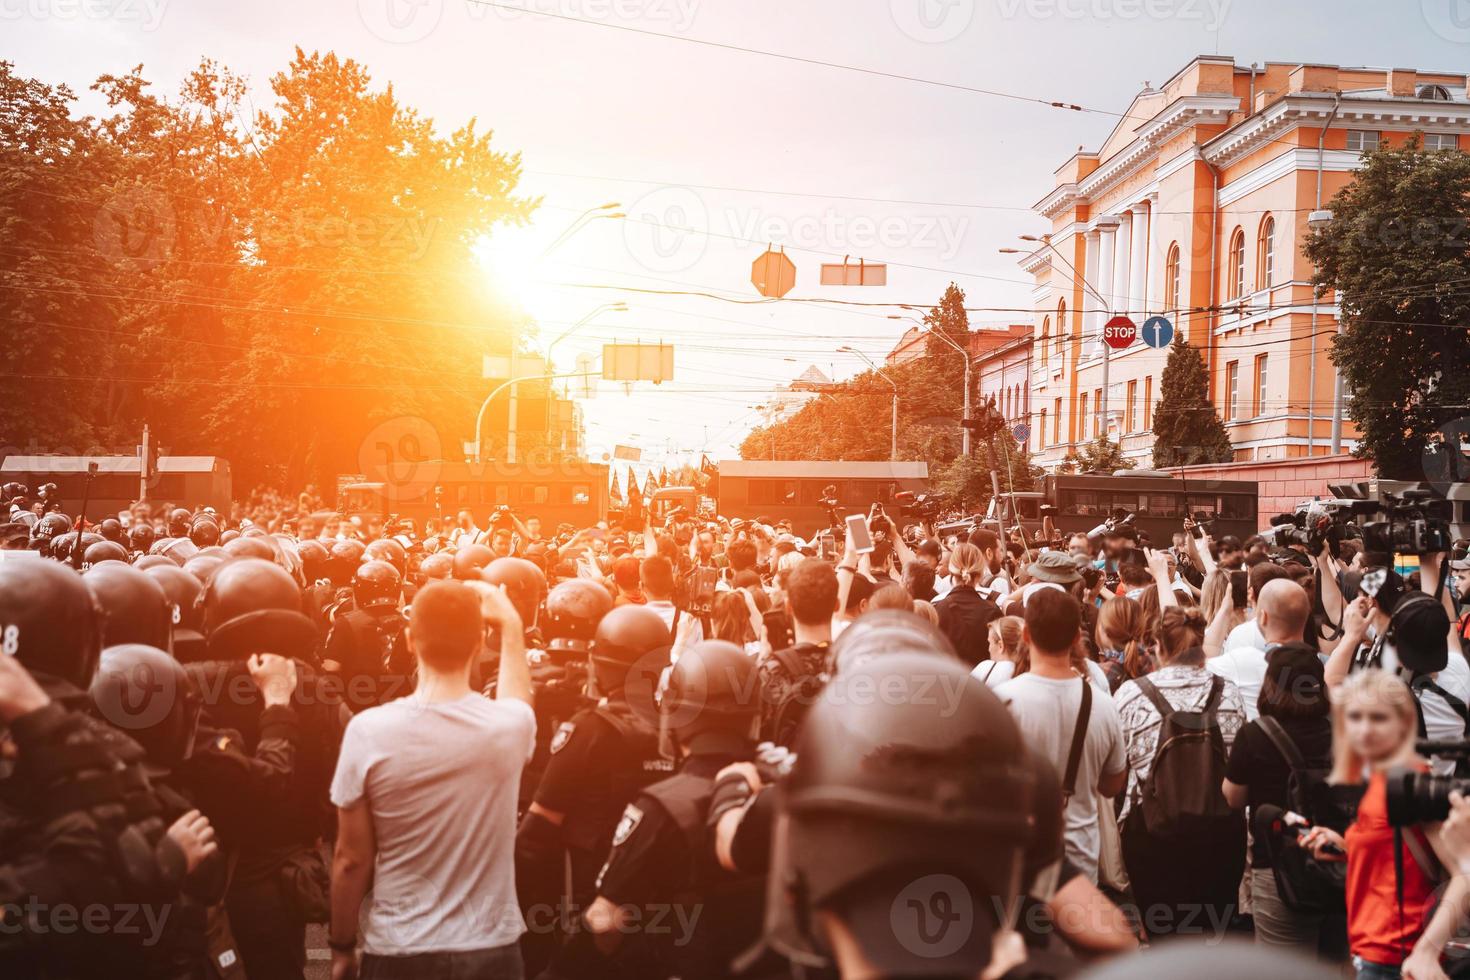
[
  {"xmin": 1310, "ymin": 481, "xmax": 1457, "ymax": 558},
  {"xmin": 892, "ymin": 490, "xmax": 943, "ymax": 520},
  {"xmin": 1385, "ymin": 750, "xmax": 1470, "ymax": 826}
]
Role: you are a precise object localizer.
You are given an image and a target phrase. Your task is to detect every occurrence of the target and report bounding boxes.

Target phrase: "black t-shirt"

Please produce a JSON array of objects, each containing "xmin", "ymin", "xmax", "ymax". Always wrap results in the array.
[{"xmin": 1224, "ymin": 716, "xmax": 1334, "ymax": 867}]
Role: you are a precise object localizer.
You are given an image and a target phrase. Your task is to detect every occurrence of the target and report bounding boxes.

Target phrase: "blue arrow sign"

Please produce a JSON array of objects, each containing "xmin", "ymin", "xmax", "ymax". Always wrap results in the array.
[{"xmin": 1141, "ymin": 316, "xmax": 1174, "ymax": 349}]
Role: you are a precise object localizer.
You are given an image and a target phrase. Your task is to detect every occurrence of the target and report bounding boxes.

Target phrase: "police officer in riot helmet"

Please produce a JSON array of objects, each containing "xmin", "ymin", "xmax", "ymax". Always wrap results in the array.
[
  {"xmin": 516, "ymin": 594, "xmax": 672, "ymax": 977},
  {"xmin": 142, "ymin": 563, "xmax": 208, "ymax": 663},
  {"xmin": 83, "ymin": 562, "xmax": 175, "ymax": 652},
  {"xmin": 191, "ymin": 556, "xmax": 334, "ymax": 979},
  {"xmin": 364, "ymin": 537, "xmax": 408, "ymax": 578},
  {"xmin": 567, "ymin": 639, "xmax": 765, "ymax": 979},
  {"xmin": 322, "ymin": 559, "xmax": 410, "ymax": 714},
  {"xmin": 0, "ymin": 559, "xmax": 105, "ymax": 698},
  {"xmin": 83, "ymin": 539, "xmax": 129, "ymax": 566},
  {"xmin": 189, "ymin": 513, "xmax": 221, "ymax": 548},
  {"xmin": 167, "ymin": 507, "xmax": 193, "ymax": 538},
  {"xmin": 29, "ymin": 511, "xmax": 70, "ymax": 552},
  {"xmin": 760, "ymin": 654, "xmax": 1073, "ymax": 980},
  {"xmin": 98, "ymin": 517, "xmax": 125, "ymax": 544},
  {"xmin": 129, "ymin": 520, "xmax": 157, "ymax": 556}
]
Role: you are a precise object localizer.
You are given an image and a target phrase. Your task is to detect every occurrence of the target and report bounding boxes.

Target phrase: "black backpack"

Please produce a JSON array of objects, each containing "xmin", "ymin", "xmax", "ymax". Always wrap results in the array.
[
  {"xmin": 1134, "ymin": 674, "xmax": 1238, "ymax": 838},
  {"xmin": 1255, "ymin": 717, "xmax": 1345, "ymax": 916},
  {"xmin": 763, "ymin": 644, "xmax": 827, "ymax": 748}
]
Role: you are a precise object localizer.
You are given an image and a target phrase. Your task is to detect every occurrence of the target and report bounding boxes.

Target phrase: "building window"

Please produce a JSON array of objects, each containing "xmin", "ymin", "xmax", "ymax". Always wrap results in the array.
[
  {"xmin": 1093, "ymin": 388, "xmax": 1103, "ymax": 438},
  {"xmin": 1143, "ymin": 376, "xmax": 1153, "ymax": 430},
  {"xmin": 1254, "ymin": 353, "xmax": 1269, "ymax": 417},
  {"xmin": 1226, "ymin": 361, "xmax": 1240, "ymax": 420},
  {"xmin": 1040, "ymin": 316, "xmax": 1050, "ymax": 366},
  {"xmin": 1053, "ymin": 397, "xmax": 1062, "ymax": 444},
  {"xmin": 1257, "ymin": 216, "xmax": 1275, "ymax": 291},
  {"xmin": 1038, "ymin": 408, "xmax": 1047, "ymax": 449},
  {"xmin": 1346, "ymin": 130, "xmax": 1381, "ymax": 153},
  {"xmin": 1163, "ymin": 242, "xmax": 1181, "ymax": 312},
  {"xmin": 1079, "ymin": 392, "xmax": 1089, "ymax": 440},
  {"xmin": 1228, "ymin": 228, "xmax": 1246, "ymax": 300},
  {"xmin": 1126, "ymin": 379, "xmax": 1137, "ymax": 433},
  {"xmin": 1424, "ymin": 132, "xmax": 1460, "ymax": 151},
  {"xmin": 1055, "ymin": 300, "xmax": 1067, "ymax": 357}
]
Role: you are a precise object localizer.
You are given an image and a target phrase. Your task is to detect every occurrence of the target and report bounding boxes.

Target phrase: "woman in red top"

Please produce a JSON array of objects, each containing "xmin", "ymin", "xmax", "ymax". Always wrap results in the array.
[{"xmin": 1303, "ymin": 671, "xmax": 1470, "ymax": 980}]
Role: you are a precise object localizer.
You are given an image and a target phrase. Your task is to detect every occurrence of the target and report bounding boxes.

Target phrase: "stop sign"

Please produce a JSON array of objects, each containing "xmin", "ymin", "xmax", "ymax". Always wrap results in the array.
[
  {"xmin": 751, "ymin": 249, "xmax": 796, "ymax": 299},
  {"xmin": 1103, "ymin": 315, "xmax": 1137, "ymax": 350}
]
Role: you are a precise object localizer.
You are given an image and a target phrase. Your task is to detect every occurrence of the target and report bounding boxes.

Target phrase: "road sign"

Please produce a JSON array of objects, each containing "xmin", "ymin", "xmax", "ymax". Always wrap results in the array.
[
  {"xmin": 819, "ymin": 259, "xmax": 887, "ymax": 286},
  {"xmin": 751, "ymin": 248, "xmax": 796, "ymax": 298},
  {"xmin": 1102, "ymin": 315, "xmax": 1137, "ymax": 350},
  {"xmin": 1141, "ymin": 315, "xmax": 1175, "ymax": 349},
  {"xmin": 1012, "ymin": 422, "xmax": 1031, "ymax": 444},
  {"xmin": 602, "ymin": 343, "xmax": 674, "ymax": 383}
]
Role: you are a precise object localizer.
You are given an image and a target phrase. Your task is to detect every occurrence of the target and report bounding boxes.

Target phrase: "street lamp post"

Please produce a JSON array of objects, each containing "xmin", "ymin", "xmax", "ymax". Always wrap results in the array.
[
  {"xmin": 475, "ymin": 371, "xmax": 592, "ymax": 463},
  {"xmin": 890, "ymin": 313, "xmax": 971, "ymax": 455},
  {"xmin": 839, "ymin": 346, "xmax": 898, "ymax": 461}
]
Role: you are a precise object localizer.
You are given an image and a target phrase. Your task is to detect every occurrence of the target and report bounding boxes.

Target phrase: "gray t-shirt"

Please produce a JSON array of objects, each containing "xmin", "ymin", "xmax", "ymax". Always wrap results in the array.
[
  {"xmin": 330, "ymin": 693, "xmax": 536, "ymax": 954},
  {"xmin": 997, "ymin": 672, "xmax": 1126, "ymax": 883}
]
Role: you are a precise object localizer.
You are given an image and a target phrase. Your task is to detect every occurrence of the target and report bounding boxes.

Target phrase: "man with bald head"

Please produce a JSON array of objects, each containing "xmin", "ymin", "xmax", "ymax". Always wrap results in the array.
[{"xmin": 1208, "ymin": 577, "xmax": 1312, "ymax": 721}]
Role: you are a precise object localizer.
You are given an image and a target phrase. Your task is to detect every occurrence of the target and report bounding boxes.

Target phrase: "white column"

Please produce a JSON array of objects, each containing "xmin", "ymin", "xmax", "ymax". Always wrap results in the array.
[
  {"xmin": 1129, "ymin": 205, "xmax": 1148, "ymax": 319},
  {"xmin": 1142, "ymin": 193, "xmax": 1159, "ymax": 314},
  {"xmin": 1093, "ymin": 226, "xmax": 1115, "ymax": 351},
  {"xmin": 1083, "ymin": 229, "xmax": 1101, "ymax": 348},
  {"xmin": 1111, "ymin": 213, "xmax": 1131, "ymax": 318}
]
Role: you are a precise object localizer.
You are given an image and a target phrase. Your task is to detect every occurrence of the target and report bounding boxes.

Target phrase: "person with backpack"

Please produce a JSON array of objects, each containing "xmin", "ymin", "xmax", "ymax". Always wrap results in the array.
[
  {"xmin": 1301, "ymin": 670, "xmax": 1470, "ymax": 980},
  {"xmin": 1114, "ymin": 605, "xmax": 1248, "ymax": 940},
  {"xmin": 1221, "ymin": 643, "xmax": 1342, "ymax": 957},
  {"xmin": 757, "ymin": 557, "xmax": 838, "ymax": 747}
]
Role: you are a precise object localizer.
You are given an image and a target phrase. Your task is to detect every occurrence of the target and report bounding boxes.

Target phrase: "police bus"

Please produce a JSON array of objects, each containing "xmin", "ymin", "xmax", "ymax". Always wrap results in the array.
[
  {"xmin": 650, "ymin": 460, "xmax": 930, "ymax": 538},
  {"xmin": 0, "ymin": 455, "xmax": 232, "ymax": 516},
  {"xmin": 1043, "ymin": 470, "xmax": 1259, "ymax": 542},
  {"xmin": 339, "ymin": 458, "xmax": 610, "ymax": 531}
]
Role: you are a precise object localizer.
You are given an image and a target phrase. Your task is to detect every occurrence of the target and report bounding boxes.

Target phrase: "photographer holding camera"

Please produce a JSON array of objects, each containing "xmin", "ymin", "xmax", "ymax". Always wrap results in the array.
[{"xmin": 1300, "ymin": 671, "xmax": 1470, "ymax": 980}]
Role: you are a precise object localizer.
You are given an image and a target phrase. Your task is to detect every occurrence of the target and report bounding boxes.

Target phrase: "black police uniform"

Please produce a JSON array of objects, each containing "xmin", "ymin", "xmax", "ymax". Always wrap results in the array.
[
  {"xmin": 322, "ymin": 605, "xmax": 411, "ymax": 709},
  {"xmin": 577, "ymin": 745, "xmax": 767, "ymax": 980},
  {"xmin": 519, "ymin": 697, "xmax": 672, "ymax": 976},
  {"xmin": 0, "ymin": 698, "xmax": 193, "ymax": 979}
]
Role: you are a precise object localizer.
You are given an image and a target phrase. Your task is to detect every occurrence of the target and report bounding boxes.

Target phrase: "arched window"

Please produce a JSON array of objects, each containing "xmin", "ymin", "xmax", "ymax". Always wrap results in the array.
[
  {"xmin": 1256, "ymin": 215, "xmax": 1276, "ymax": 291},
  {"xmin": 1228, "ymin": 227, "xmax": 1246, "ymax": 299},
  {"xmin": 1163, "ymin": 242, "xmax": 1181, "ymax": 312},
  {"xmin": 1055, "ymin": 300, "xmax": 1067, "ymax": 356},
  {"xmin": 1040, "ymin": 316, "xmax": 1051, "ymax": 367}
]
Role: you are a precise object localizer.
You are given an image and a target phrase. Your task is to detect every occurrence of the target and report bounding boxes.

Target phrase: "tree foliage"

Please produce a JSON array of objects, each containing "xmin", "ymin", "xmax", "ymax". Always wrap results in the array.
[
  {"xmin": 1151, "ymin": 336, "xmax": 1234, "ymax": 467},
  {"xmin": 0, "ymin": 53, "xmax": 534, "ymax": 489},
  {"xmin": 1065, "ymin": 435, "xmax": 1129, "ymax": 474},
  {"xmin": 1304, "ymin": 136, "xmax": 1470, "ymax": 479}
]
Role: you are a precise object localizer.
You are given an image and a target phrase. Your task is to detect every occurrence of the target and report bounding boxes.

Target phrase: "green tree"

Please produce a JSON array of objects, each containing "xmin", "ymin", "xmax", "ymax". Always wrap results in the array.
[
  {"xmin": 1065, "ymin": 435, "xmax": 1129, "ymax": 473},
  {"xmin": 1151, "ymin": 337, "xmax": 1234, "ymax": 467},
  {"xmin": 1304, "ymin": 136, "xmax": 1470, "ymax": 478},
  {"xmin": 922, "ymin": 282, "xmax": 971, "ymax": 368}
]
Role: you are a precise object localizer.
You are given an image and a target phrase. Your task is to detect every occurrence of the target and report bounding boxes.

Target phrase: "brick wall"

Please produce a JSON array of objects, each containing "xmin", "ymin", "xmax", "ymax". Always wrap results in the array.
[{"xmin": 1165, "ymin": 454, "xmax": 1375, "ymax": 528}]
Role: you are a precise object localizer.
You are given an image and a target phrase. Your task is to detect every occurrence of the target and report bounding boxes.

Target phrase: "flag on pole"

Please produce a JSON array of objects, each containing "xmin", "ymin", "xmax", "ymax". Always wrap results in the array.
[
  {"xmin": 626, "ymin": 467, "xmax": 642, "ymax": 518},
  {"xmin": 609, "ymin": 467, "xmax": 622, "ymax": 506},
  {"xmin": 701, "ymin": 454, "xmax": 719, "ymax": 498}
]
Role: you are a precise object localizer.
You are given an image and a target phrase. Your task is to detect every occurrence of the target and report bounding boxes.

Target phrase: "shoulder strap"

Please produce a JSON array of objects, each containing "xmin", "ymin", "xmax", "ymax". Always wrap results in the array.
[
  {"xmin": 1202, "ymin": 673, "xmax": 1226, "ymax": 715},
  {"xmin": 1134, "ymin": 675, "xmax": 1174, "ymax": 720},
  {"xmin": 1256, "ymin": 717, "xmax": 1307, "ymax": 771},
  {"xmin": 1402, "ymin": 823, "xmax": 1445, "ymax": 884},
  {"xmin": 771, "ymin": 645, "xmax": 807, "ymax": 679},
  {"xmin": 1062, "ymin": 676, "xmax": 1093, "ymax": 803},
  {"xmin": 1412, "ymin": 674, "xmax": 1470, "ymax": 725}
]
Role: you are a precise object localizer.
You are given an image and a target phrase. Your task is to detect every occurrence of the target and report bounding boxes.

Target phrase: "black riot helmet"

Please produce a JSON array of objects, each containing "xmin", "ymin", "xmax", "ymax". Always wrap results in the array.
[
  {"xmin": 0, "ymin": 559, "xmax": 104, "ymax": 689},
  {"xmin": 298, "ymin": 539, "xmax": 330, "ymax": 583},
  {"xmin": 189, "ymin": 514, "xmax": 221, "ymax": 548},
  {"xmin": 199, "ymin": 557, "xmax": 317, "ymax": 661},
  {"xmin": 364, "ymin": 538, "xmax": 408, "ymax": 577},
  {"xmin": 418, "ymin": 551, "xmax": 452, "ymax": 583},
  {"xmin": 99, "ymin": 518, "xmax": 125, "ymax": 544},
  {"xmin": 327, "ymin": 539, "xmax": 366, "ymax": 587},
  {"xmin": 83, "ymin": 539, "xmax": 129, "ymax": 566},
  {"xmin": 588, "ymin": 605, "xmax": 671, "ymax": 700},
  {"xmin": 83, "ymin": 563, "xmax": 174, "ymax": 651},
  {"xmin": 30, "ymin": 511, "xmax": 71, "ymax": 548},
  {"xmin": 658, "ymin": 639, "xmax": 759, "ymax": 759},
  {"xmin": 152, "ymin": 536, "xmax": 198, "ymax": 566},
  {"xmin": 223, "ymin": 535, "xmax": 275, "ymax": 562},
  {"xmin": 830, "ymin": 608, "xmax": 958, "ymax": 677},
  {"xmin": 451, "ymin": 543, "xmax": 495, "ymax": 581},
  {"xmin": 1078, "ymin": 940, "xmax": 1339, "ymax": 980},
  {"xmin": 89, "ymin": 644, "xmax": 202, "ymax": 773},
  {"xmin": 128, "ymin": 522, "xmax": 157, "ymax": 554},
  {"xmin": 182, "ymin": 552, "xmax": 227, "ymax": 585},
  {"xmin": 353, "ymin": 560, "xmax": 401, "ymax": 611},
  {"xmin": 141, "ymin": 563, "xmax": 206, "ymax": 662},
  {"xmin": 483, "ymin": 557, "xmax": 546, "ymax": 628},
  {"xmin": 167, "ymin": 508, "xmax": 192, "ymax": 537},
  {"xmin": 542, "ymin": 578, "xmax": 614, "ymax": 654},
  {"xmin": 765, "ymin": 653, "xmax": 1061, "ymax": 979},
  {"xmin": 132, "ymin": 554, "xmax": 175, "ymax": 572}
]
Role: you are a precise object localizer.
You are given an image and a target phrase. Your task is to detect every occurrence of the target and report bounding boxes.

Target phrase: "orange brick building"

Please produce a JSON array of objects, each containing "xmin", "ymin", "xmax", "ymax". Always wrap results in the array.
[{"xmin": 1020, "ymin": 56, "xmax": 1470, "ymax": 470}]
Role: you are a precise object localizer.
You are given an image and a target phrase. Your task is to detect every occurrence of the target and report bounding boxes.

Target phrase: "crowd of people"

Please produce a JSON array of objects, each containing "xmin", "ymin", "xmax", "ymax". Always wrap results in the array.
[{"xmin": 7, "ymin": 481, "xmax": 1470, "ymax": 980}]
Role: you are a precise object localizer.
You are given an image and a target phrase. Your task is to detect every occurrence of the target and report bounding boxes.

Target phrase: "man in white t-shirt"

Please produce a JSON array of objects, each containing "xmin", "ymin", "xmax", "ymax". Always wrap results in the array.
[
  {"xmin": 998, "ymin": 587, "xmax": 1126, "ymax": 883},
  {"xmin": 328, "ymin": 579, "xmax": 535, "ymax": 980},
  {"xmin": 1208, "ymin": 579, "xmax": 1312, "ymax": 721}
]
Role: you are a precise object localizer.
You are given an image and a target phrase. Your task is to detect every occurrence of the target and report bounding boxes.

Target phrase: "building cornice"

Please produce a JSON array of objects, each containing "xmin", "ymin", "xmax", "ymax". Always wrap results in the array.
[{"xmin": 1205, "ymin": 93, "xmax": 1470, "ymax": 167}]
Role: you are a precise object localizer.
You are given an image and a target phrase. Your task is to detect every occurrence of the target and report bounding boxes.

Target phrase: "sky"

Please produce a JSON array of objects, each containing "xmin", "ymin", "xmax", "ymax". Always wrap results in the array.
[{"xmin": 5, "ymin": 0, "xmax": 1469, "ymax": 469}]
